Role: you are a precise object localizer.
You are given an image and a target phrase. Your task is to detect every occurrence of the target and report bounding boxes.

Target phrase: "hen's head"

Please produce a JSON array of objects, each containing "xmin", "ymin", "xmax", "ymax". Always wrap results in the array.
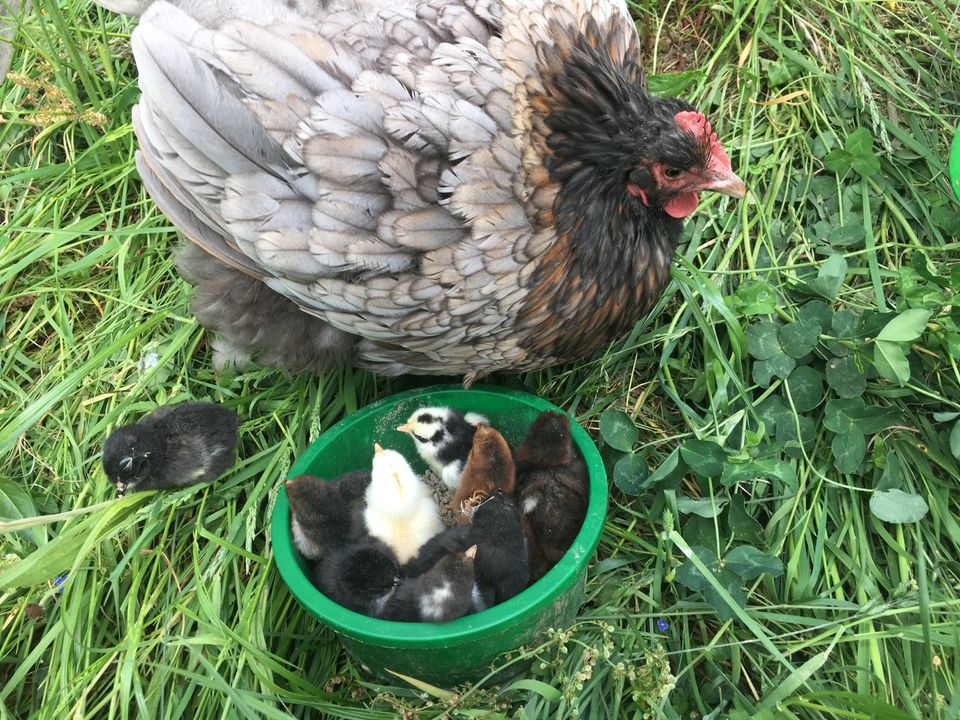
[
  {"xmin": 538, "ymin": 24, "xmax": 744, "ymax": 225},
  {"xmin": 624, "ymin": 110, "xmax": 745, "ymax": 218}
]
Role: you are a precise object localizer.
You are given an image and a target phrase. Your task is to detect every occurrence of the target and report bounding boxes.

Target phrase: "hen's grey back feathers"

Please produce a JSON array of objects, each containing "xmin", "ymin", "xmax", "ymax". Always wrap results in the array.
[{"xmin": 113, "ymin": 0, "xmax": 647, "ymax": 378}]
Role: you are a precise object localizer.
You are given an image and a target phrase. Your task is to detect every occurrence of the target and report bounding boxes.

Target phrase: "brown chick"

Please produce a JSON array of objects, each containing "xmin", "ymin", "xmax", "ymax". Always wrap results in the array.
[
  {"xmin": 447, "ymin": 425, "xmax": 516, "ymax": 525},
  {"xmin": 514, "ymin": 412, "xmax": 589, "ymax": 583}
]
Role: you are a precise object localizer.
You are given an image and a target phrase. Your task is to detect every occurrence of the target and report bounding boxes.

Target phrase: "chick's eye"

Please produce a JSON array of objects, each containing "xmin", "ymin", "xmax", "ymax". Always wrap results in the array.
[{"xmin": 662, "ymin": 167, "xmax": 684, "ymax": 179}]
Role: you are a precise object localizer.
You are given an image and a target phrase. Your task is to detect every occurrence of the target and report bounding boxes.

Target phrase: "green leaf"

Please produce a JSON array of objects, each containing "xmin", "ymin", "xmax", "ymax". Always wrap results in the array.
[
  {"xmin": 845, "ymin": 128, "xmax": 874, "ymax": 157},
  {"xmin": 501, "ymin": 679, "xmax": 562, "ymax": 703},
  {"xmin": 874, "ymin": 339, "xmax": 911, "ymax": 385},
  {"xmin": 802, "ymin": 300, "xmax": 834, "ymax": 331},
  {"xmin": 724, "ymin": 545, "xmax": 785, "ymax": 580},
  {"xmin": 844, "ymin": 128, "xmax": 881, "ymax": 177},
  {"xmin": 933, "ymin": 411, "xmax": 960, "ymax": 422},
  {"xmin": 647, "ymin": 447, "xmax": 686, "ymax": 489},
  {"xmin": 805, "ymin": 254, "xmax": 848, "ymax": 300},
  {"xmin": 727, "ymin": 495, "xmax": 763, "ymax": 544},
  {"xmin": 950, "ymin": 420, "xmax": 960, "ymax": 461},
  {"xmin": 679, "ymin": 439, "xmax": 726, "ymax": 477},
  {"xmin": 784, "ymin": 366, "xmax": 823, "ymax": 412},
  {"xmin": 832, "ymin": 429, "xmax": 866, "ymax": 474},
  {"xmin": 753, "ymin": 350, "xmax": 796, "ymax": 387},
  {"xmin": 721, "ymin": 459, "xmax": 798, "ymax": 493},
  {"xmin": 674, "ymin": 545, "xmax": 717, "ymax": 592},
  {"xmin": 825, "ymin": 355, "xmax": 867, "ymax": 398},
  {"xmin": 869, "ymin": 489, "xmax": 929, "ymax": 523},
  {"xmin": 599, "ymin": 408, "xmax": 638, "ymax": 452},
  {"xmin": 613, "ymin": 452, "xmax": 649, "ymax": 495},
  {"xmin": 876, "ymin": 309, "xmax": 932, "ymax": 342},
  {"xmin": 829, "ymin": 222, "xmax": 866, "ymax": 247},
  {"xmin": 731, "ymin": 279, "xmax": 779, "ymax": 316},
  {"xmin": 824, "ymin": 398, "xmax": 901, "ymax": 434},
  {"xmin": 778, "ymin": 320, "xmax": 821, "ymax": 358},
  {"xmin": 646, "ymin": 70, "xmax": 705, "ymax": 96},
  {"xmin": 746, "ymin": 320, "xmax": 781, "ymax": 360},
  {"xmin": 878, "ymin": 451, "xmax": 902, "ymax": 491},
  {"xmin": 0, "ymin": 480, "xmax": 44, "ymax": 547},
  {"xmin": 703, "ymin": 581, "xmax": 748, "ymax": 622},
  {"xmin": 852, "ymin": 153, "xmax": 881, "ymax": 177},
  {"xmin": 676, "ymin": 496, "xmax": 727, "ymax": 518},
  {"xmin": 824, "ymin": 149, "xmax": 853, "ymax": 175}
]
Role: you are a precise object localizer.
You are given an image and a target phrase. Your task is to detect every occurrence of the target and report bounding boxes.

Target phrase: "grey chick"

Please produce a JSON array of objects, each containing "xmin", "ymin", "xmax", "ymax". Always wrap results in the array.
[
  {"xmin": 514, "ymin": 412, "xmax": 589, "ymax": 583},
  {"xmin": 285, "ymin": 470, "xmax": 371, "ymax": 561},
  {"xmin": 102, "ymin": 402, "xmax": 239, "ymax": 495},
  {"xmin": 396, "ymin": 407, "xmax": 489, "ymax": 490},
  {"xmin": 310, "ymin": 538, "xmax": 400, "ymax": 616},
  {"xmin": 379, "ymin": 545, "xmax": 478, "ymax": 623}
]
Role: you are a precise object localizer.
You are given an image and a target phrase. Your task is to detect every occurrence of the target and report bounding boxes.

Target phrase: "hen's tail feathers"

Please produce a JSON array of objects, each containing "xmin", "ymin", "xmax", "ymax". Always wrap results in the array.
[{"xmin": 175, "ymin": 243, "xmax": 355, "ymax": 373}]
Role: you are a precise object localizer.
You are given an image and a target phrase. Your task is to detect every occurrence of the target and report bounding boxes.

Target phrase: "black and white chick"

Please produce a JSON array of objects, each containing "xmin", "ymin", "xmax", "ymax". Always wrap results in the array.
[
  {"xmin": 396, "ymin": 407, "xmax": 489, "ymax": 490},
  {"xmin": 310, "ymin": 538, "xmax": 400, "ymax": 616},
  {"xmin": 285, "ymin": 470, "xmax": 371, "ymax": 560},
  {"xmin": 102, "ymin": 402, "xmax": 239, "ymax": 495},
  {"xmin": 514, "ymin": 412, "xmax": 590, "ymax": 583},
  {"xmin": 469, "ymin": 491, "xmax": 529, "ymax": 607},
  {"xmin": 379, "ymin": 545, "xmax": 478, "ymax": 623},
  {"xmin": 363, "ymin": 444, "xmax": 444, "ymax": 564}
]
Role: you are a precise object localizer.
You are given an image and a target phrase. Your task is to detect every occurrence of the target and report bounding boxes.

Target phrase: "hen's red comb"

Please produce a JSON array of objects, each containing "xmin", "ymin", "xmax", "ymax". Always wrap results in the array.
[
  {"xmin": 675, "ymin": 111, "xmax": 718, "ymax": 145},
  {"xmin": 675, "ymin": 110, "xmax": 731, "ymax": 172}
]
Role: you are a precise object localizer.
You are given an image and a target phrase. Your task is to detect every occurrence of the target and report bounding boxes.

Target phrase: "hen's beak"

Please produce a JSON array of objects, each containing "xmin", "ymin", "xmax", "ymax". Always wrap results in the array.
[
  {"xmin": 707, "ymin": 169, "xmax": 747, "ymax": 198},
  {"xmin": 396, "ymin": 423, "xmax": 413, "ymax": 433}
]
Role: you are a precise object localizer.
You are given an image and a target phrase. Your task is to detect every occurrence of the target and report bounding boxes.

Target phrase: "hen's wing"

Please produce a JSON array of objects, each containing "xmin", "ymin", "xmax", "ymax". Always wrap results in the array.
[{"xmin": 131, "ymin": 0, "xmax": 638, "ymax": 378}]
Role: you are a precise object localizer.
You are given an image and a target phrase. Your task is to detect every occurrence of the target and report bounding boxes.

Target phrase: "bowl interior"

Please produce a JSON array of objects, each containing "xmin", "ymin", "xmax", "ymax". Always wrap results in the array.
[{"xmin": 271, "ymin": 384, "xmax": 608, "ymax": 648}]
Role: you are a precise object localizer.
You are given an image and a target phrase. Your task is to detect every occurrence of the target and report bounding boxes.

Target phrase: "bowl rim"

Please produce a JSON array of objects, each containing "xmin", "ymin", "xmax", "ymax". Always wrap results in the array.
[{"xmin": 271, "ymin": 383, "xmax": 608, "ymax": 648}]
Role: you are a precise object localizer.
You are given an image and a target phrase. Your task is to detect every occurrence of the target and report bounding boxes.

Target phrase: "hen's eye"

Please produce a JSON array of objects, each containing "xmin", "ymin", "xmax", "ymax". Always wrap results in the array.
[{"xmin": 662, "ymin": 167, "xmax": 684, "ymax": 179}]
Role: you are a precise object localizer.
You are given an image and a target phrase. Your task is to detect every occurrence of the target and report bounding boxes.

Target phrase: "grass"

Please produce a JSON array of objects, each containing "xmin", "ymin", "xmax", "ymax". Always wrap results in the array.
[{"xmin": 1, "ymin": 0, "xmax": 959, "ymax": 717}]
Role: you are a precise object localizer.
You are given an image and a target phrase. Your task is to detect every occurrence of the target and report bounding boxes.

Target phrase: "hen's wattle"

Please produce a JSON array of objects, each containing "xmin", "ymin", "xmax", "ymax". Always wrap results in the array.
[{"xmin": 104, "ymin": 0, "xmax": 744, "ymax": 383}]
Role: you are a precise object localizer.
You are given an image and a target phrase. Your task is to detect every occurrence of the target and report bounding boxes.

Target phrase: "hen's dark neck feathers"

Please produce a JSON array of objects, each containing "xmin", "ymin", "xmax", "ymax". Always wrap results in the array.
[{"xmin": 516, "ymin": 19, "xmax": 689, "ymax": 361}]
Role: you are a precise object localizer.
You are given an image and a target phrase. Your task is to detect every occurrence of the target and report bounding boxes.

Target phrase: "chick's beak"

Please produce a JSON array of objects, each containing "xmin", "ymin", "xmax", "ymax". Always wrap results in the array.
[
  {"xmin": 374, "ymin": 443, "xmax": 385, "ymax": 454},
  {"xmin": 396, "ymin": 423, "xmax": 413, "ymax": 433},
  {"xmin": 706, "ymin": 169, "xmax": 747, "ymax": 198}
]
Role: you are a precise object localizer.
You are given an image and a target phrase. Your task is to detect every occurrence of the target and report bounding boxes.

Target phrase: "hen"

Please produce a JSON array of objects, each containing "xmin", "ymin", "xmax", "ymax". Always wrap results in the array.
[{"xmin": 100, "ymin": 0, "xmax": 744, "ymax": 383}]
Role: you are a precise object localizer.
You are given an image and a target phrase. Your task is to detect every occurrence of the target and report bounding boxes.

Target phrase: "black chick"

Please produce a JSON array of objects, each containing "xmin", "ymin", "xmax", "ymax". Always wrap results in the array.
[
  {"xmin": 379, "ymin": 546, "xmax": 478, "ymax": 623},
  {"xmin": 514, "ymin": 412, "xmax": 589, "ymax": 583},
  {"xmin": 399, "ymin": 524, "xmax": 473, "ymax": 578},
  {"xmin": 469, "ymin": 491, "xmax": 529, "ymax": 607},
  {"xmin": 285, "ymin": 470, "xmax": 371, "ymax": 561},
  {"xmin": 102, "ymin": 402, "xmax": 239, "ymax": 495},
  {"xmin": 310, "ymin": 539, "xmax": 400, "ymax": 616},
  {"xmin": 401, "ymin": 492, "xmax": 528, "ymax": 609}
]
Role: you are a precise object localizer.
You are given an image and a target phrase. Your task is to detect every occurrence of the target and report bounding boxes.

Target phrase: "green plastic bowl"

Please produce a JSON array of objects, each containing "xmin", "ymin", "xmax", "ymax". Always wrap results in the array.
[
  {"xmin": 271, "ymin": 384, "xmax": 607, "ymax": 686},
  {"xmin": 951, "ymin": 127, "xmax": 960, "ymax": 201}
]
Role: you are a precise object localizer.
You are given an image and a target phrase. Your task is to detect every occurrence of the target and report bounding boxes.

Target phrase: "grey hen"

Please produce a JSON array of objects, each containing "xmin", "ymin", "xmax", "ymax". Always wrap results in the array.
[{"xmin": 100, "ymin": 0, "xmax": 744, "ymax": 384}]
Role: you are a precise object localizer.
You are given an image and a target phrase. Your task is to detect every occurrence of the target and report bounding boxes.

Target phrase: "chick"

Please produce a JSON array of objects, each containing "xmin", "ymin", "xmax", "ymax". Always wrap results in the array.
[
  {"xmin": 310, "ymin": 539, "xmax": 400, "ymax": 616},
  {"xmin": 469, "ymin": 491, "xmax": 529, "ymax": 606},
  {"xmin": 379, "ymin": 545, "xmax": 478, "ymax": 623},
  {"xmin": 396, "ymin": 407, "xmax": 489, "ymax": 490},
  {"xmin": 514, "ymin": 412, "xmax": 589, "ymax": 582},
  {"xmin": 285, "ymin": 470, "xmax": 371, "ymax": 560},
  {"xmin": 449, "ymin": 425, "xmax": 516, "ymax": 525},
  {"xmin": 363, "ymin": 444, "xmax": 444, "ymax": 564},
  {"xmin": 102, "ymin": 402, "xmax": 239, "ymax": 495},
  {"xmin": 399, "ymin": 524, "xmax": 473, "ymax": 578}
]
